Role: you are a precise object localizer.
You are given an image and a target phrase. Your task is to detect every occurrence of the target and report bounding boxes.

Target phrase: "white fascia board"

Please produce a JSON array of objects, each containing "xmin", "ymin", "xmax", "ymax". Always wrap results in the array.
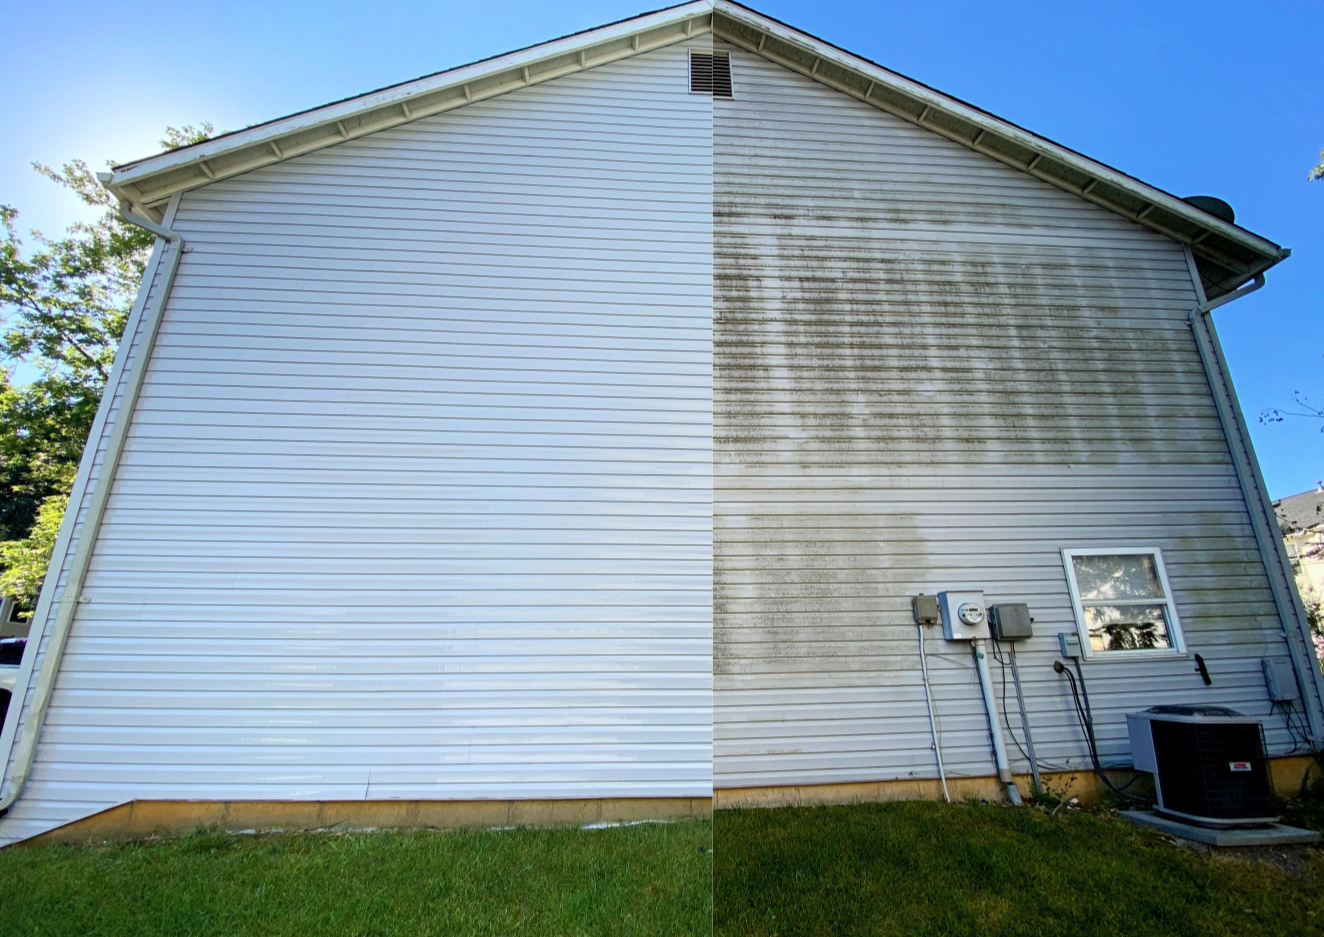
[
  {"xmin": 104, "ymin": 1, "xmax": 715, "ymax": 197},
  {"xmin": 103, "ymin": 0, "xmax": 1284, "ymax": 273},
  {"xmin": 712, "ymin": 1, "xmax": 1286, "ymax": 268}
]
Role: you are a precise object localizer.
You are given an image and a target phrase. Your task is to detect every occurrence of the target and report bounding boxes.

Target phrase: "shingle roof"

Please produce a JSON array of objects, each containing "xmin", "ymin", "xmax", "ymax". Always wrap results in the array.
[{"xmin": 1274, "ymin": 487, "xmax": 1324, "ymax": 534}]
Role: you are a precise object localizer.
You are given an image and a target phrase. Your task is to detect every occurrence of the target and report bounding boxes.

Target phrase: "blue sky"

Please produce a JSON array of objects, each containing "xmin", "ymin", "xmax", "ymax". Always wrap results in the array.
[{"xmin": 4, "ymin": 0, "xmax": 1321, "ymax": 496}]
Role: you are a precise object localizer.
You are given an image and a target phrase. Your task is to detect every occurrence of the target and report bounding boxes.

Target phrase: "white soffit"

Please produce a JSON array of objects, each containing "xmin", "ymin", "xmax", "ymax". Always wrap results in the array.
[{"xmin": 102, "ymin": 0, "xmax": 1284, "ymax": 296}]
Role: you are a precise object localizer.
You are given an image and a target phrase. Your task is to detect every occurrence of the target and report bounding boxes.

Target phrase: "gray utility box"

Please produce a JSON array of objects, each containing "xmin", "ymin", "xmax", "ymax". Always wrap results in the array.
[
  {"xmin": 937, "ymin": 591, "xmax": 987, "ymax": 642},
  {"xmin": 988, "ymin": 604, "xmax": 1032, "ymax": 641},
  {"xmin": 1127, "ymin": 706, "xmax": 1278, "ymax": 828},
  {"xmin": 1261, "ymin": 658, "xmax": 1300, "ymax": 703}
]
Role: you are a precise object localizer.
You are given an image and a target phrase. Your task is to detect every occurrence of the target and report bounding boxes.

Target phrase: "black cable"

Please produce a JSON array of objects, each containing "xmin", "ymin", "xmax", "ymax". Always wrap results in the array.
[
  {"xmin": 1070, "ymin": 658, "xmax": 1094, "ymax": 725},
  {"xmin": 1295, "ymin": 704, "xmax": 1317, "ymax": 752},
  {"xmin": 991, "ymin": 640, "xmax": 1033, "ymax": 765},
  {"xmin": 991, "ymin": 640, "xmax": 1073, "ymax": 774},
  {"xmin": 1066, "ymin": 658, "xmax": 1145, "ymax": 792},
  {"xmin": 1059, "ymin": 664, "xmax": 1099, "ymax": 765},
  {"xmin": 1274, "ymin": 701, "xmax": 1305, "ymax": 754},
  {"xmin": 1054, "ymin": 660, "xmax": 1148, "ymax": 801},
  {"xmin": 1287, "ymin": 701, "xmax": 1317, "ymax": 757}
]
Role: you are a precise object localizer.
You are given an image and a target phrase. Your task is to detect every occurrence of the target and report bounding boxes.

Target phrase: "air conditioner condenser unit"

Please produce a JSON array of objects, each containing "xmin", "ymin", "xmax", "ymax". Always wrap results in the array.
[{"xmin": 1126, "ymin": 706, "xmax": 1278, "ymax": 828}]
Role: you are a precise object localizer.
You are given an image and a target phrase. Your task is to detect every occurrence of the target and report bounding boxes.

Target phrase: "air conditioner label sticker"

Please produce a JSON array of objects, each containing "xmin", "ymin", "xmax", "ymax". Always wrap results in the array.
[{"xmin": 1229, "ymin": 762, "xmax": 1252, "ymax": 772}]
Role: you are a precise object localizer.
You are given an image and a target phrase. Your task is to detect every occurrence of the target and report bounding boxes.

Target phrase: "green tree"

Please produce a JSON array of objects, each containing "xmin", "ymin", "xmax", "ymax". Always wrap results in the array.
[
  {"xmin": 0, "ymin": 493, "xmax": 66, "ymax": 605},
  {"xmin": 0, "ymin": 124, "xmax": 213, "ymax": 609},
  {"xmin": 1312, "ymin": 148, "xmax": 1324, "ymax": 182}
]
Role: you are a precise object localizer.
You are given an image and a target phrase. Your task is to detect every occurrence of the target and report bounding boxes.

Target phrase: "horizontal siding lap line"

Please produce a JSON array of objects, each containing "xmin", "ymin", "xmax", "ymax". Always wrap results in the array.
[
  {"xmin": 3, "ymin": 39, "xmax": 714, "ymax": 842},
  {"xmin": 711, "ymin": 43, "xmax": 1283, "ymax": 785}
]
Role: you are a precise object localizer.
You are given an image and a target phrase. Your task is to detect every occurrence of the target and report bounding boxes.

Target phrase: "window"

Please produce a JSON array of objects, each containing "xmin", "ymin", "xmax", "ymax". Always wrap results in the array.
[{"xmin": 1062, "ymin": 549, "xmax": 1184, "ymax": 656}]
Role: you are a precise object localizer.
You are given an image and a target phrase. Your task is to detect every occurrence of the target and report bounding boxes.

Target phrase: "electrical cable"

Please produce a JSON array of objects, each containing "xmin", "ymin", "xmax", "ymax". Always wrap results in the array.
[
  {"xmin": 1008, "ymin": 642, "xmax": 1047, "ymax": 794},
  {"xmin": 1295, "ymin": 703, "xmax": 1316, "ymax": 752},
  {"xmin": 1067, "ymin": 657, "xmax": 1143, "ymax": 790},
  {"xmin": 1274, "ymin": 700, "xmax": 1305, "ymax": 754},
  {"xmin": 992, "ymin": 639, "xmax": 1050, "ymax": 792},
  {"xmin": 916, "ymin": 621, "xmax": 950, "ymax": 803},
  {"xmin": 1298, "ymin": 706, "xmax": 1320, "ymax": 754},
  {"xmin": 993, "ymin": 642, "xmax": 1035, "ymax": 765},
  {"xmin": 1285, "ymin": 700, "xmax": 1318, "ymax": 757},
  {"xmin": 991, "ymin": 641, "xmax": 1072, "ymax": 774},
  {"xmin": 991, "ymin": 641, "xmax": 1029, "ymax": 761},
  {"xmin": 1053, "ymin": 659, "xmax": 1148, "ymax": 801}
]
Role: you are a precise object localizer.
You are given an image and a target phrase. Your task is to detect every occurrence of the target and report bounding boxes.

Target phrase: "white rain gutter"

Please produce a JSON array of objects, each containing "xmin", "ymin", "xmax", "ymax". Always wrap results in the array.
[
  {"xmin": 1184, "ymin": 266, "xmax": 1324, "ymax": 745},
  {"xmin": 0, "ymin": 204, "xmax": 184, "ymax": 816}
]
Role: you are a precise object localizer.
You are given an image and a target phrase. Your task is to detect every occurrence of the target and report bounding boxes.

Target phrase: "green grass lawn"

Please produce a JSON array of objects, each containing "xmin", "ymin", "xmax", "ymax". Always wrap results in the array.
[
  {"xmin": 715, "ymin": 802, "xmax": 1321, "ymax": 937},
  {"xmin": 0, "ymin": 819, "xmax": 712, "ymax": 937}
]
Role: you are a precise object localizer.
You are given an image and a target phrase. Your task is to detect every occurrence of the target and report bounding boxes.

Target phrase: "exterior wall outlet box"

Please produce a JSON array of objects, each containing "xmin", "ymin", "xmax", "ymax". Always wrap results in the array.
[
  {"xmin": 912, "ymin": 594, "xmax": 940, "ymax": 626},
  {"xmin": 1262, "ymin": 658, "xmax": 1300, "ymax": 703},
  {"xmin": 988, "ymin": 603, "xmax": 1033, "ymax": 641},
  {"xmin": 938, "ymin": 591, "xmax": 987, "ymax": 641},
  {"xmin": 1058, "ymin": 632, "xmax": 1082, "ymax": 659}
]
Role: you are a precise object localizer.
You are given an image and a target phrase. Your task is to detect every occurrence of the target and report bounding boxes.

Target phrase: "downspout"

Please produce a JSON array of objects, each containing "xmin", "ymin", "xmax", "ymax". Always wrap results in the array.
[
  {"xmin": 0, "ymin": 204, "xmax": 185, "ymax": 816},
  {"xmin": 1184, "ymin": 262, "xmax": 1324, "ymax": 745}
]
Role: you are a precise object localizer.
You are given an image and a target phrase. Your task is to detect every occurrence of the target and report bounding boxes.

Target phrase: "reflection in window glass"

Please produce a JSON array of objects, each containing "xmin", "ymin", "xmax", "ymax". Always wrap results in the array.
[
  {"xmin": 1071, "ymin": 554, "xmax": 1163, "ymax": 601},
  {"xmin": 1063, "ymin": 549, "xmax": 1183, "ymax": 655},
  {"xmin": 1081, "ymin": 604, "xmax": 1171, "ymax": 652}
]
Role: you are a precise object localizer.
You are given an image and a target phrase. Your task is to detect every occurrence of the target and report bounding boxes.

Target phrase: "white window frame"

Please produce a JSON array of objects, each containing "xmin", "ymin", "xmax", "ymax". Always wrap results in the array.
[{"xmin": 1061, "ymin": 547, "xmax": 1186, "ymax": 660}]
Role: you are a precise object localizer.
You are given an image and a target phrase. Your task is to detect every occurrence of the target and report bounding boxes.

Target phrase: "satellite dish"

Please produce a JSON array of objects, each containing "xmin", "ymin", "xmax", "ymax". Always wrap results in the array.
[{"xmin": 1182, "ymin": 196, "xmax": 1235, "ymax": 225}]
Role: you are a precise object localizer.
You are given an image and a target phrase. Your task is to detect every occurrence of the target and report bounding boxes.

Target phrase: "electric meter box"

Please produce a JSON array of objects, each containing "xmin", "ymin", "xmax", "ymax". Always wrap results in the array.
[
  {"xmin": 1262, "ymin": 658, "xmax": 1300, "ymax": 703},
  {"xmin": 988, "ymin": 603, "xmax": 1033, "ymax": 641},
  {"xmin": 938, "ymin": 591, "xmax": 987, "ymax": 641}
]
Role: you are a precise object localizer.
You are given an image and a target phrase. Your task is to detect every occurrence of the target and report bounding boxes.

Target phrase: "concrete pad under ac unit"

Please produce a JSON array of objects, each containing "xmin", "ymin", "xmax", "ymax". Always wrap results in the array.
[{"xmin": 1120, "ymin": 810, "xmax": 1320, "ymax": 847}]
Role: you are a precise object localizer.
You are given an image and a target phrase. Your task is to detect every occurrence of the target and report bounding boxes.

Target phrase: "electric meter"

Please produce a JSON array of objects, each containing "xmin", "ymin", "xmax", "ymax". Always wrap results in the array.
[
  {"xmin": 957, "ymin": 603, "xmax": 984, "ymax": 626},
  {"xmin": 938, "ymin": 591, "xmax": 988, "ymax": 641}
]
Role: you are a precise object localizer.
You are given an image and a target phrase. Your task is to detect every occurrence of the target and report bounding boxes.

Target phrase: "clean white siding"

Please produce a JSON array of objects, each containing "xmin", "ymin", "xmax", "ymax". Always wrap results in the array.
[
  {"xmin": 1, "ymin": 39, "xmax": 714, "ymax": 845},
  {"xmin": 712, "ymin": 43, "xmax": 1299, "ymax": 790}
]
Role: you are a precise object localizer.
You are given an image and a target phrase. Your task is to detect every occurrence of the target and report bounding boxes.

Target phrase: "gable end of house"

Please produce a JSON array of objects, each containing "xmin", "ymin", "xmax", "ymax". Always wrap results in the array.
[{"xmin": 98, "ymin": 1, "xmax": 1286, "ymax": 302}]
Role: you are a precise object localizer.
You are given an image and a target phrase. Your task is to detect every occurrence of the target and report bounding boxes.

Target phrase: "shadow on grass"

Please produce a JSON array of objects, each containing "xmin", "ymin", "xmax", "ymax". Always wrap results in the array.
[
  {"xmin": 0, "ymin": 819, "xmax": 713, "ymax": 937},
  {"xmin": 714, "ymin": 801, "xmax": 1320, "ymax": 937}
]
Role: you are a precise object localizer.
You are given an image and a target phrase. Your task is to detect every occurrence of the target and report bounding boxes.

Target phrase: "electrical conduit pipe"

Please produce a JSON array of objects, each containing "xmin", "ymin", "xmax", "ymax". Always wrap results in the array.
[
  {"xmin": 972, "ymin": 638, "xmax": 1022, "ymax": 804},
  {"xmin": 0, "ymin": 205, "xmax": 184, "ymax": 817},
  {"xmin": 916, "ymin": 621, "xmax": 950, "ymax": 802}
]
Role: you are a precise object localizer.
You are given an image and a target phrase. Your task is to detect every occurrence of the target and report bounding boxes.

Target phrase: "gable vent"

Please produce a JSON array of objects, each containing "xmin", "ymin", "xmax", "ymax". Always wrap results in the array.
[{"xmin": 690, "ymin": 51, "xmax": 733, "ymax": 98}]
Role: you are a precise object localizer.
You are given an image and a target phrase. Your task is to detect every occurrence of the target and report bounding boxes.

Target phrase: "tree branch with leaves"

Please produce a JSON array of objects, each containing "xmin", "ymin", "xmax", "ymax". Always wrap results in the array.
[{"xmin": 0, "ymin": 124, "xmax": 213, "ymax": 610}]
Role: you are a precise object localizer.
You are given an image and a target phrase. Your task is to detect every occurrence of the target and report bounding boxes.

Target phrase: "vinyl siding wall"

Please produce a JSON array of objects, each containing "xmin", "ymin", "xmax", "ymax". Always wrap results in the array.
[
  {"xmin": 0, "ymin": 39, "xmax": 714, "ymax": 845},
  {"xmin": 0, "ymin": 36, "xmax": 1306, "ymax": 842},
  {"xmin": 712, "ymin": 43, "xmax": 1302, "ymax": 790}
]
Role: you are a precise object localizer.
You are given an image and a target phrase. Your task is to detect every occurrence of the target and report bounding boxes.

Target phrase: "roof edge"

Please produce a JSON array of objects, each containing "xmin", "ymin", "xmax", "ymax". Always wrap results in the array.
[
  {"xmin": 101, "ymin": 1, "xmax": 716, "ymax": 219},
  {"xmin": 712, "ymin": 0, "xmax": 1286, "ymax": 296},
  {"xmin": 101, "ymin": 0, "xmax": 1286, "ymax": 295}
]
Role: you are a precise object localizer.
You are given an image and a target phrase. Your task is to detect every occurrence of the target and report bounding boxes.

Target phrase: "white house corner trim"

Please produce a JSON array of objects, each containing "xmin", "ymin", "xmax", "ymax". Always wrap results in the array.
[
  {"xmin": 1181, "ymin": 247, "xmax": 1324, "ymax": 742},
  {"xmin": 0, "ymin": 193, "xmax": 184, "ymax": 810}
]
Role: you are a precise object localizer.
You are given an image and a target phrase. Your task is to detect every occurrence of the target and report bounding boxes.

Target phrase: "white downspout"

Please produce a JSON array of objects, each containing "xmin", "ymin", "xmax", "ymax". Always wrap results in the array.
[
  {"xmin": 0, "ymin": 203, "xmax": 185, "ymax": 816},
  {"xmin": 1184, "ymin": 261, "xmax": 1324, "ymax": 745},
  {"xmin": 972, "ymin": 638, "xmax": 1021, "ymax": 804}
]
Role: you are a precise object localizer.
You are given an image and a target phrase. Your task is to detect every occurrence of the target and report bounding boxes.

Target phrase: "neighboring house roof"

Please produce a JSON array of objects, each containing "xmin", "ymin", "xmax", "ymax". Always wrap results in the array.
[
  {"xmin": 1275, "ymin": 487, "xmax": 1324, "ymax": 535},
  {"xmin": 98, "ymin": 0, "xmax": 1287, "ymax": 299}
]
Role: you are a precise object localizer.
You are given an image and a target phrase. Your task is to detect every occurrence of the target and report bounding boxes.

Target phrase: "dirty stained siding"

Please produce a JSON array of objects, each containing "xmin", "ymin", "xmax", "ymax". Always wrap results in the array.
[
  {"xmin": 0, "ymin": 39, "xmax": 715, "ymax": 846},
  {"xmin": 712, "ymin": 43, "xmax": 1301, "ymax": 790}
]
